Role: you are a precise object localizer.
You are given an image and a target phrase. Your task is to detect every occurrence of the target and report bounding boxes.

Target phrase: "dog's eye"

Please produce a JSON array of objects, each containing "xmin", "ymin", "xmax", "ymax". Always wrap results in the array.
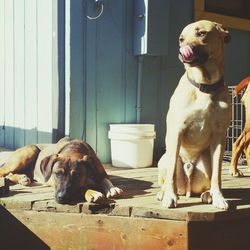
[
  {"xmin": 196, "ymin": 30, "xmax": 207, "ymax": 37},
  {"xmin": 55, "ymin": 172, "xmax": 63, "ymax": 178},
  {"xmin": 179, "ymin": 36, "xmax": 184, "ymax": 43},
  {"xmin": 71, "ymin": 170, "xmax": 80, "ymax": 178}
]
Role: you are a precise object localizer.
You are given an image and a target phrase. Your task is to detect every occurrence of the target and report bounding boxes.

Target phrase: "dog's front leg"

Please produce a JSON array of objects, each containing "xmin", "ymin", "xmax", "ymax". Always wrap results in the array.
[
  {"xmin": 210, "ymin": 134, "xmax": 229, "ymax": 210},
  {"xmin": 162, "ymin": 130, "xmax": 183, "ymax": 208},
  {"xmin": 100, "ymin": 178, "xmax": 123, "ymax": 198}
]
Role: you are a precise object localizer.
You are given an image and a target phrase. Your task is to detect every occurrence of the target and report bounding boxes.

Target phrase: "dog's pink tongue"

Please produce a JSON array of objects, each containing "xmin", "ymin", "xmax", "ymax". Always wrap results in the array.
[{"xmin": 179, "ymin": 45, "xmax": 195, "ymax": 63}]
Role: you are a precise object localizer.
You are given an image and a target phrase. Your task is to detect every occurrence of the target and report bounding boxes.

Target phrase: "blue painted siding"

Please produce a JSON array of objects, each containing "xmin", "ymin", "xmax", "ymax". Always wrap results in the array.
[
  {"xmin": 139, "ymin": 1, "xmax": 194, "ymax": 159},
  {"xmin": 225, "ymin": 29, "xmax": 250, "ymax": 84},
  {"xmin": 69, "ymin": 0, "xmax": 250, "ymax": 162},
  {"xmin": 69, "ymin": 0, "xmax": 137, "ymax": 162}
]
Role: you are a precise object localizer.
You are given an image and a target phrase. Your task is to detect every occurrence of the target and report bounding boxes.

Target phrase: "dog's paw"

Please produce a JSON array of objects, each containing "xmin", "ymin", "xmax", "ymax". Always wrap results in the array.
[
  {"xmin": 106, "ymin": 187, "xmax": 123, "ymax": 198},
  {"xmin": 212, "ymin": 192, "xmax": 229, "ymax": 210},
  {"xmin": 85, "ymin": 190, "xmax": 106, "ymax": 203},
  {"xmin": 201, "ymin": 191, "xmax": 212, "ymax": 204},
  {"xmin": 6, "ymin": 173, "xmax": 31, "ymax": 186},
  {"xmin": 229, "ymin": 168, "xmax": 244, "ymax": 177},
  {"xmin": 18, "ymin": 174, "xmax": 31, "ymax": 186},
  {"xmin": 157, "ymin": 190, "xmax": 164, "ymax": 201},
  {"xmin": 161, "ymin": 191, "xmax": 178, "ymax": 208}
]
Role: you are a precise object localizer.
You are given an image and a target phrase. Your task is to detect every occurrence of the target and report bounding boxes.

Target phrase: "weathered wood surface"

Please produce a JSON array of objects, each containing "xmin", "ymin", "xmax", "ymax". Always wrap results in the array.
[
  {"xmin": 3, "ymin": 209, "xmax": 188, "ymax": 250},
  {"xmin": 1, "ymin": 163, "xmax": 250, "ymax": 222}
]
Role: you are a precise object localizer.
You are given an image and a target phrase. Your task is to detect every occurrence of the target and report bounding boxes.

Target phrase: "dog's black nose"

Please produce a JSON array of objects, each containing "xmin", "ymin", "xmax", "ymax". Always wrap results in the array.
[{"xmin": 56, "ymin": 192, "xmax": 68, "ymax": 204}]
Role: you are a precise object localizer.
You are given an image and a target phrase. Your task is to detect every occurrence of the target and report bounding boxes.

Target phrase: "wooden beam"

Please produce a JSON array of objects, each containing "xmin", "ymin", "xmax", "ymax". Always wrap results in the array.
[
  {"xmin": 194, "ymin": 0, "xmax": 250, "ymax": 31},
  {"xmin": 198, "ymin": 12, "xmax": 250, "ymax": 31},
  {"xmin": 8, "ymin": 209, "xmax": 188, "ymax": 250}
]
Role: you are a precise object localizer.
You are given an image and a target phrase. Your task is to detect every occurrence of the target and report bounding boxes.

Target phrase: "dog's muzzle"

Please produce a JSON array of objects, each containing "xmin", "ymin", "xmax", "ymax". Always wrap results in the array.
[
  {"xmin": 179, "ymin": 45, "xmax": 196, "ymax": 63},
  {"xmin": 179, "ymin": 45, "xmax": 208, "ymax": 65},
  {"xmin": 56, "ymin": 191, "xmax": 70, "ymax": 204}
]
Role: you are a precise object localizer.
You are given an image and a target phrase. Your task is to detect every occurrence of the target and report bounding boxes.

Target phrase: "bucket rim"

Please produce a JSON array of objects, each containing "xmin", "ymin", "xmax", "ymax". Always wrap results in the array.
[
  {"xmin": 109, "ymin": 124, "xmax": 155, "ymax": 132},
  {"xmin": 108, "ymin": 131, "xmax": 156, "ymax": 141},
  {"xmin": 109, "ymin": 123, "xmax": 155, "ymax": 127}
]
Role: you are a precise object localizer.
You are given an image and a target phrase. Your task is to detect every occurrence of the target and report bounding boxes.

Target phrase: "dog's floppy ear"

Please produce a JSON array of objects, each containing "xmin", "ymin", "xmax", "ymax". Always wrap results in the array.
[
  {"xmin": 40, "ymin": 154, "xmax": 58, "ymax": 182},
  {"xmin": 214, "ymin": 22, "xmax": 231, "ymax": 43}
]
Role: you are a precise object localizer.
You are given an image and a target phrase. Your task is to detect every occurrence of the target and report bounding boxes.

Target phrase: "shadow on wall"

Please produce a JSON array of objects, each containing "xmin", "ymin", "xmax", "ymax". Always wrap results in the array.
[
  {"xmin": 0, "ymin": 126, "xmax": 64, "ymax": 149},
  {"xmin": 0, "ymin": 205, "xmax": 50, "ymax": 250}
]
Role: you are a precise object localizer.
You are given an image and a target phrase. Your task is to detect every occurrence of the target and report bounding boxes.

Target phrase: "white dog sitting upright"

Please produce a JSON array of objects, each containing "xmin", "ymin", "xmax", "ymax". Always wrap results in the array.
[{"xmin": 158, "ymin": 20, "xmax": 231, "ymax": 210}]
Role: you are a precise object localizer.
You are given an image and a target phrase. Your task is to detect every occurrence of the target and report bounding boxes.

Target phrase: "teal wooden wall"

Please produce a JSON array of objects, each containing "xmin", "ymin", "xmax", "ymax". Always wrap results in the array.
[
  {"xmin": 69, "ymin": 0, "xmax": 250, "ymax": 163},
  {"xmin": 225, "ymin": 28, "xmax": 250, "ymax": 83},
  {"xmin": 69, "ymin": 0, "xmax": 138, "ymax": 162},
  {"xmin": 1, "ymin": 0, "xmax": 249, "ymax": 161}
]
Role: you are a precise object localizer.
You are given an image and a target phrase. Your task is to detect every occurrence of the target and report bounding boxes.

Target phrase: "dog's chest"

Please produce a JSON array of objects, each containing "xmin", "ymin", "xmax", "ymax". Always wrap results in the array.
[
  {"xmin": 182, "ymin": 96, "xmax": 226, "ymax": 143},
  {"xmin": 183, "ymin": 110, "xmax": 210, "ymax": 143}
]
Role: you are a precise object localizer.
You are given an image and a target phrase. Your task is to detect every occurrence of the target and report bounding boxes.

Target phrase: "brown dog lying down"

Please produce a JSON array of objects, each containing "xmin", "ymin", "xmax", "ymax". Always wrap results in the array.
[
  {"xmin": 0, "ymin": 137, "xmax": 123, "ymax": 204},
  {"xmin": 230, "ymin": 76, "xmax": 250, "ymax": 177}
]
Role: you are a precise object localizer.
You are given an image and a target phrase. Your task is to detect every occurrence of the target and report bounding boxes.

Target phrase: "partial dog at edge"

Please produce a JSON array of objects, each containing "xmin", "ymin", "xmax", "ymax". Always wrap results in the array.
[
  {"xmin": 0, "ymin": 137, "xmax": 123, "ymax": 204},
  {"xmin": 158, "ymin": 20, "xmax": 231, "ymax": 210},
  {"xmin": 230, "ymin": 76, "xmax": 250, "ymax": 177}
]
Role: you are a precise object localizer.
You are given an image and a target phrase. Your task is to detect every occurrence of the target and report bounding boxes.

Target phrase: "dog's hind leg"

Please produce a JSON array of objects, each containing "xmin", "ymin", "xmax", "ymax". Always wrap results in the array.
[
  {"xmin": 5, "ymin": 173, "xmax": 31, "ymax": 186},
  {"xmin": 0, "ymin": 145, "xmax": 40, "ymax": 178},
  {"xmin": 230, "ymin": 131, "xmax": 246, "ymax": 177},
  {"xmin": 196, "ymin": 151, "xmax": 213, "ymax": 204},
  {"xmin": 245, "ymin": 146, "xmax": 250, "ymax": 168}
]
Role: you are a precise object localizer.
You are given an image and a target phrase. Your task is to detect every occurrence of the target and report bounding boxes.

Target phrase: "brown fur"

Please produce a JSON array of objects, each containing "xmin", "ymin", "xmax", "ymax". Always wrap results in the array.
[
  {"xmin": 230, "ymin": 77, "xmax": 250, "ymax": 176},
  {"xmin": 0, "ymin": 138, "xmax": 123, "ymax": 204}
]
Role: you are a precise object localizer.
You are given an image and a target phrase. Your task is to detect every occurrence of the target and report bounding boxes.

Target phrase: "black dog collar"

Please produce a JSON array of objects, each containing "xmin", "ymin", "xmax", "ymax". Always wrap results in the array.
[{"xmin": 187, "ymin": 74, "xmax": 225, "ymax": 93}]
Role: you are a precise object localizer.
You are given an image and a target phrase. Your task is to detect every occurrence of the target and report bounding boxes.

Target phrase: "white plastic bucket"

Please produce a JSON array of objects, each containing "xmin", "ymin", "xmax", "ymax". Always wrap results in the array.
[{"xmin": 108, "ymin": 124, "xmax": 156, "ymax": 168}]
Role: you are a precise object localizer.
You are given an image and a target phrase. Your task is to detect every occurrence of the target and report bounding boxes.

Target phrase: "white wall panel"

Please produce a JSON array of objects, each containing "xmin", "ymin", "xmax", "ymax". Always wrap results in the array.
[
  {"xmin": 0, "ymin": 0, "xmax": 55, "ymax": 148},
  {"xmin": 37, "ymin": 0, "xmax": 53, "ymax": 143},
  {"xmin": 14, "ymin": 0, "xmax": 25, "ymax": 147},
  {"xmin": 0, "ymin": 0, "xmax": 5, "ymax": 145},
  {"xmin": 4, "ymin": 0, "xmax": 15, "ymax": 148},
  {"xmin": 24, "ymin": 0, "xmax": 38, "ymax": 145}
]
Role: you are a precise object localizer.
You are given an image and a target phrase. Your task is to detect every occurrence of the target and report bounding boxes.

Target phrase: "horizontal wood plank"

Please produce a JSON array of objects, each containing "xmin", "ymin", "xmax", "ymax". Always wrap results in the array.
[
  {"xmin": 1, "ymin": 162, "xmax": 250, "ymax": 222},
  {"xmin": 5, "ymin": 209, "xmax": 188, "ymax": 250}
]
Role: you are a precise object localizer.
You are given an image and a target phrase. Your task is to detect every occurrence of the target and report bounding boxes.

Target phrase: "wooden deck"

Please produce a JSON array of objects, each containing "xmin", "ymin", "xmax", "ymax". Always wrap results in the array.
[{"xmin": 1, "ymin": 163, "xmax": 250, "ymax": 250}]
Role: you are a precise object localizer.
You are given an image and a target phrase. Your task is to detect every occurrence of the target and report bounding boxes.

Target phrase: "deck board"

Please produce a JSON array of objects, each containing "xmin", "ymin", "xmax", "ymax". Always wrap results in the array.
[{"xmin": 1, "ymin": 163, "xmax": 250, "ymax": 222}]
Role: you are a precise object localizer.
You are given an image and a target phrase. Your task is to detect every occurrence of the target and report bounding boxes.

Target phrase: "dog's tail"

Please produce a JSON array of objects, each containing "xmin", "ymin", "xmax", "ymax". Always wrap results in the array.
[{"xmin": 234, "ymin": 76, "xmax": 250, "ymax": 96}]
